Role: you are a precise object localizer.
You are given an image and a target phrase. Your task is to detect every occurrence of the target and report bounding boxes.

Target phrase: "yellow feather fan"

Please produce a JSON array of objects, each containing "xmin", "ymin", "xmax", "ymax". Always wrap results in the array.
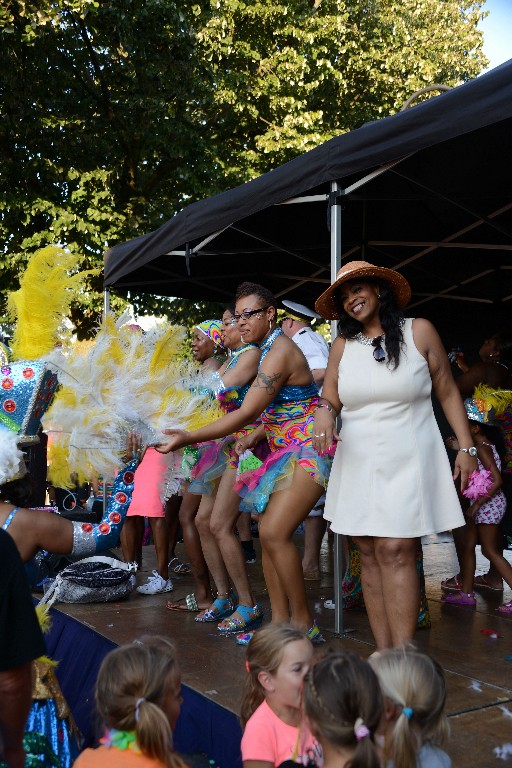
[
  {"xmin": 7, "ymin": 246, "xmax": 98, "ymax": 359},
  {"xmin": 43, "ymin": 314, "xmax": 222, "ymax": 488}
]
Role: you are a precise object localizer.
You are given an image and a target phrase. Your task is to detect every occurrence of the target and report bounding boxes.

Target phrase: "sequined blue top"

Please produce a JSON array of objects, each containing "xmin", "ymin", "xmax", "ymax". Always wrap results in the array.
[{"xmin": 219, "ymin": 344, "xmax": 258, "ymax": 405}]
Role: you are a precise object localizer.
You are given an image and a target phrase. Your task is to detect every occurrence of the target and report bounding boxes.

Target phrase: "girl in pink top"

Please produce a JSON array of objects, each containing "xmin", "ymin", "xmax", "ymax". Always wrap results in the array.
[{"xmin": 241, "ymin": 624, "xmax": 321, "ymax": 768}]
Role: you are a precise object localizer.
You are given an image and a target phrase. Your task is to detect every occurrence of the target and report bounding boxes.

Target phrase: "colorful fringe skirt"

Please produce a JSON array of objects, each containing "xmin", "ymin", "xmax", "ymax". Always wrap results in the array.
[{"xmin": 235, "ymin": 398, "xmax": 332, "ymax": 514}]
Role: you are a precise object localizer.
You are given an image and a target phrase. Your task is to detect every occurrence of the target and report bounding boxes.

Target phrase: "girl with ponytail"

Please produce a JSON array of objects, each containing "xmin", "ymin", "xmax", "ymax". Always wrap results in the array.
[
  {"xmin": 369, "ymin": 648, "xmax": 451, "ymax": 768},
  {"xmin": 303, "ymin": 652, "xmax": 382, "ymax": 768},
  {"xmin": 74, "ymin": 637, "xmax": 187, "ymax": 768}
]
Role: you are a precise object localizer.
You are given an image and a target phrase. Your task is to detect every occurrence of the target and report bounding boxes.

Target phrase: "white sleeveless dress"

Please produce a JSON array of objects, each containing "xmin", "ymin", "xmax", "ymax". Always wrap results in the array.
[{"xmin": 324, "ymin": 318, "xmax": 465, "ymax": 537}]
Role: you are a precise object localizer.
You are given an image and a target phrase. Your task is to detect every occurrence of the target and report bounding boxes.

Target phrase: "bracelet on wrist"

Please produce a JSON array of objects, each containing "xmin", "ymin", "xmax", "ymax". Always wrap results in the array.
[{"xmin": 315, "ymin": 402, "xmax": 335, "ymax": 418}]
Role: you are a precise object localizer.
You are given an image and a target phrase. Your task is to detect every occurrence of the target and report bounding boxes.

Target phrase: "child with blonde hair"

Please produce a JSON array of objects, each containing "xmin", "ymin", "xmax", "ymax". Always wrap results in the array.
[
  {"xmin": 303, "ymin": 651, "xmax": 382, "ymax": 768},
  {"xmin": 74, "ymin": 636, "xmax": 186, "ymax": 768},
  {"xmin": 241, "ymin": 623, "xmax": 320, "ymax": 768},
  {"xmin": 369, "ymin": 648, "xmax": 451, "ymax": 768}
]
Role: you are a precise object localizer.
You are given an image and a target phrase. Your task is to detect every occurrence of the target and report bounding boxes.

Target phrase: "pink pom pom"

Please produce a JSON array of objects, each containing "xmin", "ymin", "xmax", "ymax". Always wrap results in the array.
[{"xmin": 463, "ymin": 468, "xmax": 493, "ymax": 500}]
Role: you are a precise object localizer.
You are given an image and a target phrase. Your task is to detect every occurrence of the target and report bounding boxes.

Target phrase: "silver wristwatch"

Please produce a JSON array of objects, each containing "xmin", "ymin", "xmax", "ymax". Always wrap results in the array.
[{"xmin": 459, "ymin": 446, "xmax": 477, "ymax": 457}]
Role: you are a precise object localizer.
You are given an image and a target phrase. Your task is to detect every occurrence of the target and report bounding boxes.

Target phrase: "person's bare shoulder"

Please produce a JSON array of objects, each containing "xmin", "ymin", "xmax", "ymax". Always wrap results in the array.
[{"xmin": 329, "ymin": 335, "xmax": 346, "ymax": 364}]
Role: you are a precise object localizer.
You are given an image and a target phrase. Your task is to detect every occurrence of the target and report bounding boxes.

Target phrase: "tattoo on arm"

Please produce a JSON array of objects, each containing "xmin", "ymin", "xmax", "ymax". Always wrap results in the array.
[{"xmin": 253, "ymin": 370, "xmax": 282, "ymax": 394}]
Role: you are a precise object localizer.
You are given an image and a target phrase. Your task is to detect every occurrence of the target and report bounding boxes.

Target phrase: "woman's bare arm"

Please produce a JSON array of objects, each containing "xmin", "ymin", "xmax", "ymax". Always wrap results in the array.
[
  {"xmin": 1, "ymin": 505, "xmax": 73, "ymax": 563},
  {"xmin": 312, "ymin": 336, "xmax": 345, "ymax": 453},
  {"xmin": 412, "ymin": 318, "xmax": 477, "ymax": 489},
  {"xmin": 157, "ymin": 339, "xmax": 295, "ymax": 452},
  {"xmin": 220, "ymin": 348, "xmax": 261, "ymax": 388}
]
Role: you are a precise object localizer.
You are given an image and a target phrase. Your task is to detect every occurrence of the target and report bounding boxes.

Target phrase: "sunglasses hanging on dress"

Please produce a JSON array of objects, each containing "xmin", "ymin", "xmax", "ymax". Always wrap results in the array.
[{"xmin": 371, "ymin": 336, "xmax": 386, "ymax": 362}]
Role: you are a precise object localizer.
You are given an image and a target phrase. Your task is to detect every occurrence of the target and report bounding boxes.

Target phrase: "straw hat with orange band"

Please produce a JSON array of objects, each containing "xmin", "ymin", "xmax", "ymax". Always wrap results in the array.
[{"xmin": 315, "ymin": 260, "xmax": 411, "ymax": 319}]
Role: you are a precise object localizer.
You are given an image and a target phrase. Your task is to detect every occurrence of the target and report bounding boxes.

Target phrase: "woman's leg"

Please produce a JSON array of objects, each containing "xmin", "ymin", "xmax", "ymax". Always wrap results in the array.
[
  {"xmin": 165, "ymin": 495, "xmax": 181, "ymax": 561},
  {"xmin": 258, "ymin": 467, "xmax": 324, "ymax": 630},
  {"xmin": 376, "ymin": 537, "xmax": 420, "ymax": 647},
  {"xmin": 354, "ymin": 536, "xmax": 420, "ymax": 649},
  {"xmin": 352, "ymin": 536, "xmax": 392, "ymax": 649},
  {"xmin": 478, "ymin": 524, "xmax": 512, "ymax": 588},
  {"xmin": 210, "ymin": 468, "xmax": 257, "ymax": 625},
  {"xmin": 148, "ymin": 517, "xmax": 170, "ymax": 580},
  {"xmin": 120, "ymin": 516, "xmax": 144, "ymax": 568},
  {"xmin": 195, "ymin": 492, "xmax": 232, "ymax": 613},
  {"xmin": 177, "ymin": 491, "xmax": 212, "ymax": 606}
]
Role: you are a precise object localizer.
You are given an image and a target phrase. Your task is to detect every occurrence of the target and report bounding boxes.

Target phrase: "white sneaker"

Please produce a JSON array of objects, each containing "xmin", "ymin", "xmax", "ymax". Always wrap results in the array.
[{"xmin": 137, "ymin": 570, "xmax": 173, "ymax": 594}]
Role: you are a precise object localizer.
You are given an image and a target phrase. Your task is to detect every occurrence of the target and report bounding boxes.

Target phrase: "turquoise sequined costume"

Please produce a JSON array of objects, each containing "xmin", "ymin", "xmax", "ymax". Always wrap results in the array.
[{"xmin": 235, "ymin": 328, "xmax": 332, "ymax": 514}]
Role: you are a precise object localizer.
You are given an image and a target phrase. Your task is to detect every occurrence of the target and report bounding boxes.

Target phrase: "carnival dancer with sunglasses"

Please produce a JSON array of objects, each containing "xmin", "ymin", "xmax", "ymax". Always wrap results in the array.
[
  {"xmin": 313, "ymin": 261, "xmax": 475, "ymax": 649},
  {"xmin": 157, "ymin": 282, "xmax": 332, "ymax": 645}
]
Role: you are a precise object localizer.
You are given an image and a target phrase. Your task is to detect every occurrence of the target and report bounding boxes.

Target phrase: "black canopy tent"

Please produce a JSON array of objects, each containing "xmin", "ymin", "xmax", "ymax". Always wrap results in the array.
[
  {"xmin": 104, "ymin": 59, "xmax": 512, "ymax": 634},
  {"xmin": 104, "ymin": 58, "xmax": 512, "ymax": 344}
]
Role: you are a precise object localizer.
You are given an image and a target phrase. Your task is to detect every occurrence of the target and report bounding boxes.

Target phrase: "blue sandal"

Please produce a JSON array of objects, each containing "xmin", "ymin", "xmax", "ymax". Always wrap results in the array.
[
  {"xmin": 195, "ymin": 593, "xmax": 236, "ymax": 623},
  {"xmin": 217, "ymin": 603, "xmax": 263, "ymax": 634}
]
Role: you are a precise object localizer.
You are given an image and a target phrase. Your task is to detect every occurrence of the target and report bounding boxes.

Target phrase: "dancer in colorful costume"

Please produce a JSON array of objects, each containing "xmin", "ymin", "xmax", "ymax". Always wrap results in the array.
[
  {"xmin": 157, "ymin": 282, "xmax": 333, "ymax": 644},
  {"xmin": 167, "ymin": 319, "xmax": 228, "ymax": 611},
  {"xmin": 0, "ymin": 377, "xmax": 86, "ymax": 768},
  {"xmin": 179, "ymin": 304, "xmax": 265, "ymax": 631}
]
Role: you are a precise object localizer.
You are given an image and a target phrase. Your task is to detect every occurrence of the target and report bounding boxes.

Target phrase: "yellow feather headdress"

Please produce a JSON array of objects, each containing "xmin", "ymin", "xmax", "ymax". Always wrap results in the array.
[{"xmin": 6, "ymin": 245, "xmax": 98, "ymax": 359}]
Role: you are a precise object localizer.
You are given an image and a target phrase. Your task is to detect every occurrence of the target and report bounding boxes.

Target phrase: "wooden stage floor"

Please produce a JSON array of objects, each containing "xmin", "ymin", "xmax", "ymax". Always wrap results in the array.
[{"xmin": 55, "ymin": 533, "xmax": 512, "ymax": 767}]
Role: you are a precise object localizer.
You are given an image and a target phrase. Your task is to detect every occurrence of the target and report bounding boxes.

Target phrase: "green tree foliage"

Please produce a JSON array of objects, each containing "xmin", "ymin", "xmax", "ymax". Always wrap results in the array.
[{"xmin": 0, "ymin": 0, "xmax": 487, "ymax": 335}]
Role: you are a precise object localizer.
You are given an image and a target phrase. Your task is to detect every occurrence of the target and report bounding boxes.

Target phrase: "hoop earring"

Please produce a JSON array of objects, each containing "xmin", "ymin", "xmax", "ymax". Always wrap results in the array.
[{"xmin": 269, "ymin": 319, "xmax": 272, "ymax": 331}]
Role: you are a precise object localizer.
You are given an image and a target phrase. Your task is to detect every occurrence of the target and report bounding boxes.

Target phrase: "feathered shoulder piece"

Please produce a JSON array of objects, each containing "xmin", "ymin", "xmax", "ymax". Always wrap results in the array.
[{"xmin": 42, "ymin": 314, "xmax": 221, "ymax": 487}]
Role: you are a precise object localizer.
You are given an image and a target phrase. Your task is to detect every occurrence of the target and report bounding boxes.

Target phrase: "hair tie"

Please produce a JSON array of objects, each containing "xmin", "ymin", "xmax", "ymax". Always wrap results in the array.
[
  {"xmin": 135, "ymin": 697, "xmax": 146, "ymax": 722},
  {"xmin": 402, "ymin": 707, "xmax": 414, "ymax": 720},
  {"xmin": 245, "ymin": 660, "xmax": 250, "ymax": 674},
  {"xmin": 354, "ymin": 717, "xmax": 370, "ymax": 741}
]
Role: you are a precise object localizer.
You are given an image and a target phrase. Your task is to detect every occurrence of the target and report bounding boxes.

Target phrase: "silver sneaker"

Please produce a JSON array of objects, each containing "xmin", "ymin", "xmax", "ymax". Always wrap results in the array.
[{"xmin": 136, "ymin": 570, "xmax": 173, "ymax": 594}]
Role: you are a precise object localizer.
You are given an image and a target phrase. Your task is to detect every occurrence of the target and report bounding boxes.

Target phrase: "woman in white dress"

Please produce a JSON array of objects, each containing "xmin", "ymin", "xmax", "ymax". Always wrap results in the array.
[{"xmin": 313, "ymin": 261, "xmax": 476, "ymax": 649}]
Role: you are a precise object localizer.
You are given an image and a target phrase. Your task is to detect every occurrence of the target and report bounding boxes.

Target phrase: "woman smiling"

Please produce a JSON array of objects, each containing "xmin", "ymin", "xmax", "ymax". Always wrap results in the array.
[{"xmin": 313, "ymin": 260, "xmax": 475, "ymax": 649}]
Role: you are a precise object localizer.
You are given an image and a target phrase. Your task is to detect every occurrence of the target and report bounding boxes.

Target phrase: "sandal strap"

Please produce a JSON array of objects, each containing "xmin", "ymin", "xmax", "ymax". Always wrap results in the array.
[
  {"xmin": 169, "ymin": 557, "xmax": 191, "ymax": 574},
  {"xmin": 218, "ymin": 603, "xmax": 263, "ymax": 632},
  {"xmin": 186, "ymin": 593, "xmax": 199, "ymax": 611},
  {"xmin": 201, "ymin": 595, "xmax": 235, "ymax": 621}
]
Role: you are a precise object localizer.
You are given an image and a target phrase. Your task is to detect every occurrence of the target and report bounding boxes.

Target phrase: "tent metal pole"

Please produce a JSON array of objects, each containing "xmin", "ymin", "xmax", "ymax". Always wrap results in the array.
[
  {"xmin": 329, "ymin": 181, "xmax": 346, "ymax": 636},
  {"xmin": 103, "ymin": 288, "xmax": 110, "ymax": 318},
  {"xmin": 102, "ymin": 288, "xmax": 110, "ymax": 514}
]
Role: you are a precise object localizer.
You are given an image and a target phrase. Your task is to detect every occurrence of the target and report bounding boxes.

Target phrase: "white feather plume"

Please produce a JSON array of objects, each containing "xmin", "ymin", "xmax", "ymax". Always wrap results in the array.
[
  {"xmin": 0, "ymin": 430, "xmax": 26, "ymax": 485},
  {"xmin": 42, "ymin": 315, "xmax": 221, "ymax": 487}
]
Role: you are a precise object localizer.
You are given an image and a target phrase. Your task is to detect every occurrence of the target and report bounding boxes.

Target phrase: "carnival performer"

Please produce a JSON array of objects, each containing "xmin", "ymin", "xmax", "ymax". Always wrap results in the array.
[
  {"xmin": 0, "ymin": 430, "xmax": 139, "ymax": 562},
  {"xmin": 177, "ymin": 304, "xmax": 264, "ymax": 632},
  {"xmin": 442, "ymin": 398, "xmax": 512, "ymax": 614},
  {"xmin": 313, "ymin": 261, "xmax": 475, "ymax": 649},
  {"xmin": 167, "ymin": 319, "xmax": 229, "ymax": 613},
  {"xmin": 157, "ymin": 282, "xmax": 332, "ymax": 645}
]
